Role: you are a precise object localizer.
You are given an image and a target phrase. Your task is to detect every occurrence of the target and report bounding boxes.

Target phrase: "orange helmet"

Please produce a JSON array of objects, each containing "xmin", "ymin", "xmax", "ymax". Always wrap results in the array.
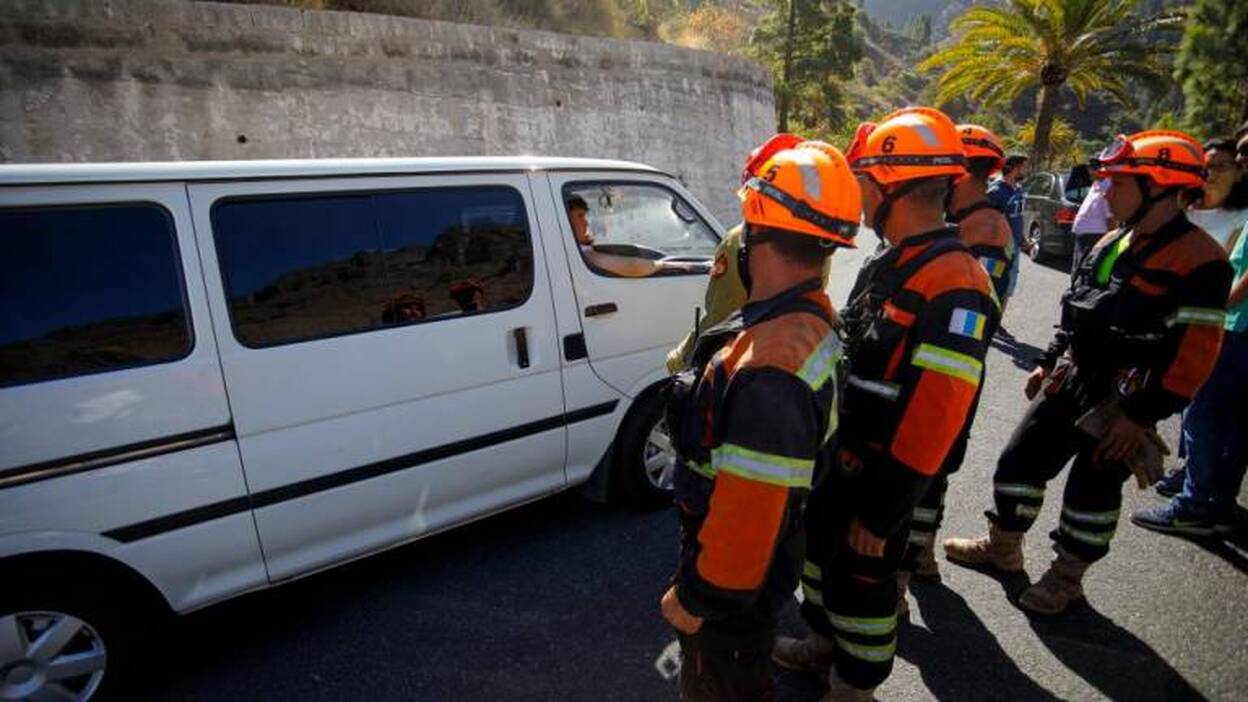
[
  {"xmin": 846, "ymin": 107, "xmax": 967, "ymax": 184},
  {"xmin": 958, "ymin": 124, "xmax": 1005, "ymax": 172},
  {"xmin": 739, "ymin": 144, "xmax": 862, "ymax": 247},
  {"xmin": 1094, "ymin": 130, "xmax": 1206, "ymax": 188}
]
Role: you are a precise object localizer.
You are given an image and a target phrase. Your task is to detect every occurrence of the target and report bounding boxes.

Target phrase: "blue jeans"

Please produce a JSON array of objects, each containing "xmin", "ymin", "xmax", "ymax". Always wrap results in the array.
[{"xmin": 1176, "ymin": 331, "xmax": 1248, "ymax": 518}]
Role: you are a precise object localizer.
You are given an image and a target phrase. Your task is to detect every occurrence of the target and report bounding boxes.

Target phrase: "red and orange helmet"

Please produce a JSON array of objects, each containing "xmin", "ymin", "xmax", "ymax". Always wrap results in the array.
[
  {"xmin": 957, "ymin": 124, "xmax": 1005, "ymax": 173},
  {"xmin": 846, "ymin": 107, "xmax": 967, "ymax": 184},
  {"xmin": 739, "ymin": 141, "xmax": 862, "ymax": 247},
  {"xmin": 1094, "ymin": 130, "xmax": 1206, "ymax": 189}
]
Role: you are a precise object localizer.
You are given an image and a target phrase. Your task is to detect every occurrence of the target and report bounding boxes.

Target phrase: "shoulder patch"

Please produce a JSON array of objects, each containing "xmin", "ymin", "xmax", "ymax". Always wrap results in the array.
[{"xmin": 949, "ymin": 307, "xmax": 988, "ymax": 340}]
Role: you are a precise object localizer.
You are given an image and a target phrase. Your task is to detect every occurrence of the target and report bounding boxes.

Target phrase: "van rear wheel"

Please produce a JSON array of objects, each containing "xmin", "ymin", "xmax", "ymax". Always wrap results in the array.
[{"xmin": 616, "ymin": 388, "xmax": 677, "ymax": 509}]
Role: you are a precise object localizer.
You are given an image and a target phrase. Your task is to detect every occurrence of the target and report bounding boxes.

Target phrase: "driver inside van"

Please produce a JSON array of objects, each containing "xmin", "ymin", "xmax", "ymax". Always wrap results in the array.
[{"xmin": 567, "ymin": 196, "xmax": 697, "ymax": 278}]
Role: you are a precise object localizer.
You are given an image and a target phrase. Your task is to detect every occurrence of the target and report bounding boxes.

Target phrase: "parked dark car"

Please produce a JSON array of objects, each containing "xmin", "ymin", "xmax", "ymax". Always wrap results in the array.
[{"xmin": 1021, "ymin": 164, "xmax": 1093, "ymax": 261}]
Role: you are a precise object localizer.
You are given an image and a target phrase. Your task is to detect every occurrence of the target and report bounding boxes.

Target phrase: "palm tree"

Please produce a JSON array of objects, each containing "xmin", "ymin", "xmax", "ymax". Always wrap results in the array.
[{"xmin": 918, "ymin": 0, "xmax": 1181, "ymax": 167}]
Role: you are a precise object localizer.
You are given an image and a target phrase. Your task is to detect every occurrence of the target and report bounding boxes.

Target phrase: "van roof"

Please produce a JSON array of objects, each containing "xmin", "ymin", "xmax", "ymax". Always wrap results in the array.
[{"xmin": 0, "ymin": 156, "xmax": 664, "ymax": 186}]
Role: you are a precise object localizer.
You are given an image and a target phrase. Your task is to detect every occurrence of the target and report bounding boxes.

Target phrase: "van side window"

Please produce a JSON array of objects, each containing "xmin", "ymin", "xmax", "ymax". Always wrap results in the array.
[
  {"xmin": 212, "ymin": 186, "xmax": 534, "ymax": 348},
  {"xmin": 563, "ymin": 183, "xmax": 718, "ymax": 278},
  {"xmin": 0, "ymin": 204, "xmax": 190, "ymax": 387}
]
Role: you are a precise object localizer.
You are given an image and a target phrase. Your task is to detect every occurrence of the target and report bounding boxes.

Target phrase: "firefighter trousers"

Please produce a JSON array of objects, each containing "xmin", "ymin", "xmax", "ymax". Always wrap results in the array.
[
  {"xmin": 988, "ymin": 384, "xmax": 1133, "ymax": 563},
  {"xmin": 901, "ymin": 474, "xmax": 948, "ymax": 572},
  {"xmin": 798, "ymin": 471, "xmax": 909, "ymax": 691}
]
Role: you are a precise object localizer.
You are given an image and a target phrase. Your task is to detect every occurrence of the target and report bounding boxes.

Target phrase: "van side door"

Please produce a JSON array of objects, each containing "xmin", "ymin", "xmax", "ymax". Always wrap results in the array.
[
  {"xmin": 542, "ymin": 173, "xmax": 721, "ymax": 398},
  {"xmin": 188, "ymin": 174, "xmax": 569, "ymax": 582}
]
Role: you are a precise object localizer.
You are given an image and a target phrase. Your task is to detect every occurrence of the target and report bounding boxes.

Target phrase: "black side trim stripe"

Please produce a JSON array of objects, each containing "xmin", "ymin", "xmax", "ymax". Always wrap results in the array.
[
  {"xmin": 0, "ymin": 425, "xmax": 236, "ymax": 491},
  {"xmin": 103, "ymin": 497, "xmax": 252, "ymax": 543},
  {"xmin": 101, "ymin": 401, "xmax": 619, "ymax": 543}
]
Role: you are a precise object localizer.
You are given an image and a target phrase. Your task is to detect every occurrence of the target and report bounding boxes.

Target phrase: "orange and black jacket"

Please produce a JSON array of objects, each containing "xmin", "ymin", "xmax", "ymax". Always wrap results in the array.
[
  {"xmin": 950, "ymin": 201, "xmax": 1014, "ymax": 302},
  {"xmin": 840, "ymin": 229, "xmax": 998, "ymax": 537},
  {"xmin": 1040, "ymin": 213, "xmax": 1231, "ymax": 425},
  {"xmin": 672, "ymin": 279, "xmax": 840, "ymax": 619}
]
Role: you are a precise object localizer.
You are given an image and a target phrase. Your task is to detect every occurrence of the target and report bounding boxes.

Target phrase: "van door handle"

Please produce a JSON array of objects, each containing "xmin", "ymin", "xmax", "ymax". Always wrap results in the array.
[
  {"xmin": 513, "ymin": 327, "xmax": 530, "ymax": 369},
  {"xmin": 584, "ymin": 302, "xmax": 618, "ymax": 317}
]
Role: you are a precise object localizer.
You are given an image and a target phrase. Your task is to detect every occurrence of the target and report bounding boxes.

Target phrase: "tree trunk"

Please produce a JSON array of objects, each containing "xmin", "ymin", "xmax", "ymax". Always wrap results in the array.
[
  {"xmin": 778, "ymin": 0, "xmax": 797, "ymax": 131},
  {"xmin": 1032, "ymin": 82, "xmax": 1059, "ymax": 169}
]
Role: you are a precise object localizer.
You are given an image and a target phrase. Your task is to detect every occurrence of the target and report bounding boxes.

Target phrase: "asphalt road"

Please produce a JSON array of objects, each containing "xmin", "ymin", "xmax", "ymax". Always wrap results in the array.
[{"xmin": 146, "ymin": 246, "xmax": 1247, "ymax": 701}]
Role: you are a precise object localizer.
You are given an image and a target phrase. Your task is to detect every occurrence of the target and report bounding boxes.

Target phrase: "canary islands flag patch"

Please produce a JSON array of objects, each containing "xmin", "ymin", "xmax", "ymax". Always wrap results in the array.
[
  {"xmin": 950, "ymin": 308, "xmax": 987, "ymax": 340},
  {"xmin": 979, "ymin": 256, "xmax": 1008, "ymax": 279}
]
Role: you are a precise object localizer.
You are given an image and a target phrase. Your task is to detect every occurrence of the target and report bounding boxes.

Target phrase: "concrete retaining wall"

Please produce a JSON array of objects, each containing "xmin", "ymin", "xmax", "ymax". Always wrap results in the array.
[{"xmin": 0, "ymin": 0, "xmax": 776, "ymax": 224}]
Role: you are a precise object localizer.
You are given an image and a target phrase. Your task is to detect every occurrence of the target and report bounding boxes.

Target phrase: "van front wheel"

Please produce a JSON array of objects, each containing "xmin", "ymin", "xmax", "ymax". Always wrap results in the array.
[{"xmin": 616, "ymin": 388, "xmax": 678, "ymax": 509}]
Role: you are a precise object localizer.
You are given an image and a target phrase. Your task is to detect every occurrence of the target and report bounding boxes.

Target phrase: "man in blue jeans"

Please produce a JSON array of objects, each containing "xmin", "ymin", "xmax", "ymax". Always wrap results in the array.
[
  {"xmin": 987, "ymin": 154, "xmax": 1029, "ymax": 313},
  {"xmin": 1133, "ymin": 216, "xmax": 1248, "ymax": 535}
]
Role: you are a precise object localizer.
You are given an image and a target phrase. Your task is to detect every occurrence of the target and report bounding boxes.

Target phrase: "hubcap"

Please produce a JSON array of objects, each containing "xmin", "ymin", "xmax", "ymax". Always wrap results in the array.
[
  {"xmin": 643, "ymin": 417, "xmax": 677, "ymax": 492},
  {"xmin": 0, "ymin": 611, "xmax": 106, "ymax": 701}
]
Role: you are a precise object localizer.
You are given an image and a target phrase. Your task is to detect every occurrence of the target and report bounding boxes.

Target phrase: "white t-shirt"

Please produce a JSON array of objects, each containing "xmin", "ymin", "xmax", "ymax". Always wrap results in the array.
[
  {"xmin": 1187, "ymin": 207, "xmax": 1248, "ymax": 249},
  {"xmin": 1072, "ymin": 179, "xmax": 1112, "ymax": 236}
]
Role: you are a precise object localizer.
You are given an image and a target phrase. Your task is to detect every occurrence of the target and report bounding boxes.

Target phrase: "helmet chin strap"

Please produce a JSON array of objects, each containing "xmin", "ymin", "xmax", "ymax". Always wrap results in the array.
[
  {"xmin": 871, "ymin": 178, "xmax": 929, "ymax": 241},
  {"xmin": 1124, "ymin": 175, "xmax": 1179, "ymax": 228}
]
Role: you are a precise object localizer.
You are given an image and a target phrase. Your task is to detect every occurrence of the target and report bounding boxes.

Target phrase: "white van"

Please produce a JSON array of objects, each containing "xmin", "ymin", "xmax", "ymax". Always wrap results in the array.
[{"xmin": 0, "ymin": 157, "xmax": 722, "ymax": 700}]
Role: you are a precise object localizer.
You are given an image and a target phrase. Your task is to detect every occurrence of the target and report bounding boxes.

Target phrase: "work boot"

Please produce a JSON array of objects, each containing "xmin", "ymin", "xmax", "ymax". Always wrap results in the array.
[
  {"xmin": 913, "ymin": 541, "xmax": 941, "ymax": 581},
  {"xmin": 895, "ymin": 571, "xmax": 911, "ymax": 621},
  {"xmin": 822, "ymin": 666, "xmax": 875, "ymax": 702},
  {"xmin": 943, "ymin": 522, "xmax": 1025, "ymax": 572},
  {"xmin": 1018, "ymin": 547, "xmax": 1090, "ymax": 615},
  {"xmin": 772, "ymin": 632, "xmax": 835, "ymax": 676}
]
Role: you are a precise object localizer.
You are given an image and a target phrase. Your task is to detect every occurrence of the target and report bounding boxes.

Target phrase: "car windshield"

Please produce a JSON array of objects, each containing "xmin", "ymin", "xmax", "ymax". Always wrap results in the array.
[{"xmin": 1063, "ymin": 165, "xmax": 1092, "ymax": 204}]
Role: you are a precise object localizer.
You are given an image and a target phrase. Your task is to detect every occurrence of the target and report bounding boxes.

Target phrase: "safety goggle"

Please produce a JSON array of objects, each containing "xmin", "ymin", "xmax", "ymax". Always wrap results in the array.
[
  {"xmin": 743, "ymin": 176, "xmax": 859, "ymax": 243},
  {"xmin": 961, "ymin": 136, "xmax": 1004, "ymax": 157},
  {"xmin": 741, "ymin": 133, "xmax": 805, "ymax": 186},
  {"xmin": 845, "ymin": 122, "xmax": 877, "ymax": 169}
]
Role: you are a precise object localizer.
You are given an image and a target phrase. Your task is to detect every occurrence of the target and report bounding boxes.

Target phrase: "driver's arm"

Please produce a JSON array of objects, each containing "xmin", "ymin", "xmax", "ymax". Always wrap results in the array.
[{"xmin": 583, "ymin": 249, "xmax": 661, "ymax": 278}]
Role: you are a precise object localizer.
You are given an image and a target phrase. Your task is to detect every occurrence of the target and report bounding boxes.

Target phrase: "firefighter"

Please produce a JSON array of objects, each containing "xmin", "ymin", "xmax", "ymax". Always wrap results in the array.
[
  {"xmin": 772, "ymin": 107, "xmax": 999, "ymax": 701},
  {"xmin": 667, "ymin": 135, "xmax": 840, "ymax": 373},
  {"xmin": 660, "ymin": 142, "xmax": 861, "ymax": 701},
  {"xmin": 943, "ymin": 130, "xmax": 1232, "ymax": 615},
  {"xmin": 892, "ymin": 124, "xmax": 1015, "ymax": 600},
  {"xmin": 949, "ymin": 124, "xmax": 1014, "ymax": 302}
]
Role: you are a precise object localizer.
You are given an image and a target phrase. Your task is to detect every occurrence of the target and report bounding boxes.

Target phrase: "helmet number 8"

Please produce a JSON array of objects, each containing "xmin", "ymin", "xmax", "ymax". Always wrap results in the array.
[{"xmin": 1158, "ymin": 148, "xmax": 1171, "ymax": 162}]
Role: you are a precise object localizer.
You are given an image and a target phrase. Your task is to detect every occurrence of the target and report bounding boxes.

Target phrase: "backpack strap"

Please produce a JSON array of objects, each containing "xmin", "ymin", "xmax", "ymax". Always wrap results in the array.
[{"xmin": 948, "ymin": 200, "xmax": 1002, "ymax": 223}]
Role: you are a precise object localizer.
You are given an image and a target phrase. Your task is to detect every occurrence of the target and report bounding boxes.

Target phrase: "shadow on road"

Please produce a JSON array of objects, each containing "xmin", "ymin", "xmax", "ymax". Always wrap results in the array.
[
  {"xmin": 903, "ymin": 581, "xmax": 1060, "ymax": 702},
  {"xmin": 990, "ymin": 330, "xmax": 1046, "ymax": 370},
  {"xmin": 1027, "ymin": 602, "xmax": 1205, "ymax": 701},
  {"xmin": 145, "ymin": 493, "xmax": 682, "ymax": 701}
]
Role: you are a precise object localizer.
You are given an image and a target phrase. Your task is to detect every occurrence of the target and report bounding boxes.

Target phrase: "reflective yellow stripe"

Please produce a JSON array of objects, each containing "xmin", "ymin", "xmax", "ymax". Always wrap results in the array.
[
  {"xmin": 828, "ymin": 612, "xmax": 897, "ymax": 636},
  {"xmin": 1015, "ymin": 505, "xmax": 1041, "ymax": 519},
  {"xmin": 908, "ymin": 532, "xmax": 933, "ymax": 546},
  {"xmin": 1061, "ymin": 507, "xmax": 1120, "ymax": 525},
  {"xmin": 911, "ymin": 343, "xmax": 983, "ymax": 386},
  {"xmin": 712, "ymin": 443, "xmax": 814, "ymax": 488},
  {"xmin": 803, "ymin": 561, "xmax": 823, "ymax": 581},
  {"xmin": 1170, "ymin": 307, "xmax": 1226, "ymax": 327},
  {"xmin": 802, "ymin": 582, "xmax": 824, "ymax": 606},
  {"xmin": 797, "ymin": 335, "xmax": 843, "ymax": 392},
  {"xmin": 995, "ymin": 483, "xmax": 1044, "ymax": 499},
  {"xmin": 686, "ymin": 460, "xmax": 715, "ymax": 479},
  {"xmin": 835, "ymin": 636, "xmax": 896, "ymax": 663},
  {"xmin": 1060, "ymin": 523, "xmax": 1114, "ymax": 546},
  {"xmin": 912, "ymin": 507, "xmax": 939, "ymax": 523}
]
